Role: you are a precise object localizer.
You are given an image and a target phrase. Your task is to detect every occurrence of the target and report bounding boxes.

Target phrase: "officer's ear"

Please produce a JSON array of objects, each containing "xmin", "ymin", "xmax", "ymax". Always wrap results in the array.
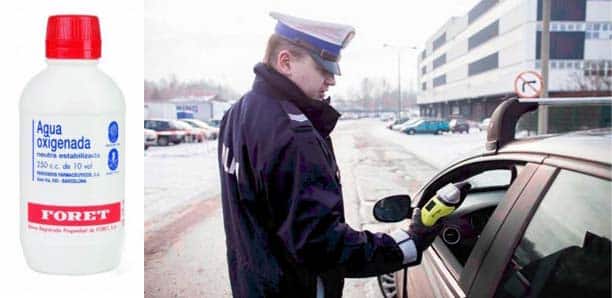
[{"xmin": 276, "ymin": 50, "xmax": 293, "ymax": 76}]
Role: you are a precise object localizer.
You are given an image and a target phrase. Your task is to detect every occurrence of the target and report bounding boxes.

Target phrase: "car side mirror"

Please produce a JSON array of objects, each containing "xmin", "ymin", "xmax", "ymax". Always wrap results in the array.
[{"xmin": 373, "ymin": 195, "xmax": 413, "ymax": 223}]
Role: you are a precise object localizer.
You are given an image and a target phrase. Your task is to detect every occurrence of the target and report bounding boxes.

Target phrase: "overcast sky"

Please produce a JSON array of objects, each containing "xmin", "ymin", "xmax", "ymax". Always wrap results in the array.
[{"xmin": 145, "ymin": 0, "xmax": 480, "ymax": 99}]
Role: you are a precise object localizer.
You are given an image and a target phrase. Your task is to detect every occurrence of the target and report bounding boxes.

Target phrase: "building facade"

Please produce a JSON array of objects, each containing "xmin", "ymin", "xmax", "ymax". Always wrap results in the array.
[{"xmin": 417, "ymin": 0, "xmax": 612, "ymax": 121}]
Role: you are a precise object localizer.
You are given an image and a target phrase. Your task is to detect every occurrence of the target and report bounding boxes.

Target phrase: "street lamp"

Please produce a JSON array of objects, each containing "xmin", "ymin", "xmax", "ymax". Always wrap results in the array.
[{"xmin": 384, "ymin": 44, "xmax": 417, "ymax": 120}]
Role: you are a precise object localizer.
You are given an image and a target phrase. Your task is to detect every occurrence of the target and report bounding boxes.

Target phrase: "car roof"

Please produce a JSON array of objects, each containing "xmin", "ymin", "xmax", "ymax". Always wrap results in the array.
[{"xmin": 498, "ymin": 128, "xmax": 611, "ymax": 166}]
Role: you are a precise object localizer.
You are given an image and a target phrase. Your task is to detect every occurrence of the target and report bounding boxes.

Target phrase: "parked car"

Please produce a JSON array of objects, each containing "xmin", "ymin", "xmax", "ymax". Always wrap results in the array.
[
  {"xmin": 479, "ymin": 117, "xmax": 491, "ymax": 131},
  {"xmin": 144, "ymin": 128, "xmax": 157, "ymax": 150},
  {"xmin": 180, "ymin": 118, "xmax": 219, "ymax": 140},
  {"xmin": 387, "ymin": 117, "xmax": 411, "ymax": 129},
  {"xmin": 144, "ymin": 119, "xmax": 186, "ymax": 146},
  {"xmin": 393, "ymin": 118, "xmax": 421, "ymax": 131},
  {"xmin": 206, "ymin": 119, "xmax": 221, "ymax": 128},
  {"xmin": 374, "ymin": 97, "xmax": 611, "ymax": 298},
  {"xmin": 391, "ymin": 118, "xmax": 415, "ymax": 130},
  {"xmin": 449, "ymin": 118, "xmax": 470, "ymax": 133},
  {"xmin": 380, "ymin": 113, "xmax": 395, "ymax": 122},
  {"xmin": 402, "ymin": 119, "xmax": 450, "ymax": 135},
  {"xmin": 174, "ymin": 120, "xmax": 204, "ymax": 143}
]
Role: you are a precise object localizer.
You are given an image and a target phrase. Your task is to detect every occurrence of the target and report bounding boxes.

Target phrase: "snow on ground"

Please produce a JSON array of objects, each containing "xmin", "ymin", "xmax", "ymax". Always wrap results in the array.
[
  {"xmin": 144, "ymin": 140, "xmax": 220, "ymax": 230},
  {"xmin": 371, "ymin": 120, "xmax": 487, "ymax": 170}
]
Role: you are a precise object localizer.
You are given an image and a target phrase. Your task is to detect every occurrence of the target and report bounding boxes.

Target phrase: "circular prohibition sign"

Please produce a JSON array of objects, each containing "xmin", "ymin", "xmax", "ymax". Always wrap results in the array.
[{"xmin": 514, "ymin": 70, "xmax": 543, "ymax": 98}]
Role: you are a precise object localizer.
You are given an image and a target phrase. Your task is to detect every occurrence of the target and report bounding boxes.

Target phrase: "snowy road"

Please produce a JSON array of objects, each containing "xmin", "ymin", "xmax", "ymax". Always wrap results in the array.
[{"xmin": 144, "ymin": 118, "xmax": 486, "ymax": 297}]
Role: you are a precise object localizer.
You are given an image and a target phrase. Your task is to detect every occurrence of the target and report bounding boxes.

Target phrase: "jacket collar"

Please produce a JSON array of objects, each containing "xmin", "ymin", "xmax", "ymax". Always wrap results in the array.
[{"xmin": 252, "ymin": 63, "xmax": 340, "ymax": 138}]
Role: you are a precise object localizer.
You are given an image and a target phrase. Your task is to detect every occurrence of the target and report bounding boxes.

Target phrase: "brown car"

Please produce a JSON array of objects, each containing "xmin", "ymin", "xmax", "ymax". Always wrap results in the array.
[{"xmin": 375, "ymin": 97, "xmax": 611, "ymax": 298}]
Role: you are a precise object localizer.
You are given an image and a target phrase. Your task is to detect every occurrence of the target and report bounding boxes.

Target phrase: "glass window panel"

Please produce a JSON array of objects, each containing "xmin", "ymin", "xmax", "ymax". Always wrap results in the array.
[
  {"xmin": 468, "ymin": 52, "xmax": 499, "ymax": 76},
  {"xmin": 494, "ymin": 171, "xmax": 610, "ymax": 298}
]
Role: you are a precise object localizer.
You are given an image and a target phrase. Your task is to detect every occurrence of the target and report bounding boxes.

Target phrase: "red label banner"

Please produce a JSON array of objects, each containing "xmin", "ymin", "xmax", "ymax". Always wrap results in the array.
[{"xmin": 28, "ymin": 202, "xmax": 121, "ymax": 226}]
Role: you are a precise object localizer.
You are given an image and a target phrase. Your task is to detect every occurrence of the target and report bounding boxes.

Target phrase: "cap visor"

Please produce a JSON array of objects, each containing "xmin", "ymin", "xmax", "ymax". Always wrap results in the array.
[{"xmin": 310, "ymin": 54, "xmax": 341, "ymax": 76}]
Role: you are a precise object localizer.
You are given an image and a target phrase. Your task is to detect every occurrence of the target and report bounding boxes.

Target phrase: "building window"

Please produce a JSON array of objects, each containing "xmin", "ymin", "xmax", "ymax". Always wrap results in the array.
[
  {"xmin": 584, "ymin": 60, "xmax": 612, "ymax": 77},
  {"xmin": 421, "ymin": 50, "xmax": 427, "ymax": 60},
  {"xmin": 433, "ymin": 33, "xmax": 446, "ymax": 51},
  {"xmin": 585, "ymin": 23, "xmax": 611, "ymax": 40},
  {"xmin": 536, "ymin": 31, "xmax": 585, "ymax": 59},
  {"xmin": 433, "ymin": 74, "xmax": 446, "ymax": 87},
  {"xmin": 421, "ymin": 65, "xmax": 427, "ymax": 75},
  {"xmin": 537, "ymin": 0, "xmax": 586, "ymax": 21},
  {"xmin": 468, "ymin": 52, "xmax": 499, "ymax": 76},
  {"xmin": 468, "ymin": 0, "xmax": 499, "ymax": 24},
  {"xmin": 468, "ymin": 20, "xmax": 499, "ymax": 50},
  {"xmin": 422, "ymin": 82, "xmax": 427, "ymax": 91},
  {"xmin": 433, "ymin": 54, "xmax": 446, "ymax": 69}
]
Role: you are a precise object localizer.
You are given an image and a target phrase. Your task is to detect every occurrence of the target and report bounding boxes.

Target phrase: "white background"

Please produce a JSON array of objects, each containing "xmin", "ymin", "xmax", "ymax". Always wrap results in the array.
[{"xmin": 0, "ymin": 1, "xmax": 143, "ymax": 297}]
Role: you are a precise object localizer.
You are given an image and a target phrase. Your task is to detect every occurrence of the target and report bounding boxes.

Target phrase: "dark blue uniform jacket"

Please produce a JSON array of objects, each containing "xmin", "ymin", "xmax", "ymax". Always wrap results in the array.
[{"xmin": 218, "ymin": 63, "xmax": 405, "ymax": 298}]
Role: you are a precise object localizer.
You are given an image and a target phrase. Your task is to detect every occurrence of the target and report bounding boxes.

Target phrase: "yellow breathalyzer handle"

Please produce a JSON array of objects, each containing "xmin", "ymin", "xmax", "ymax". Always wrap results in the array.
[{"xmin": 421, "ymin": 196, "xmax": 457, "ymax": 227}]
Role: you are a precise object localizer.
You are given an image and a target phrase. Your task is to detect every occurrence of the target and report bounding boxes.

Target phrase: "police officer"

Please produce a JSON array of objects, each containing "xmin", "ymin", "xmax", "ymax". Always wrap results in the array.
[{"xmin": 218, "ymin": 12, "xmax": 441, "ymax": 298}]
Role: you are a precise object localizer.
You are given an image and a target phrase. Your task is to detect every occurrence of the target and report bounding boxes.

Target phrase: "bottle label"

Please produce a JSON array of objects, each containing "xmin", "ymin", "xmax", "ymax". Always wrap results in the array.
[
  {"xmin": 28, "ymin": 202, "xmax": 121, "ymax": 226},
  {"xmin": 23, "ymin": 115, "xmax": 124, "ymax": 235},
  {"xmin": 30, "ymin": 118, "xmax": 120, "ymax": 184}
]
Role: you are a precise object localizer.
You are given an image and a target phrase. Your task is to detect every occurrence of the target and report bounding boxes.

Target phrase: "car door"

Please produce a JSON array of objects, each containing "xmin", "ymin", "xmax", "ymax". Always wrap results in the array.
[
  {"xmin": 419, "ymin": 121, "xmax": 431, "ymax": 133},
  {"xmin": 469, "ymin": 162, "xmax": 611, "ymax": 297},
  {"xmin": 398, "ymin": 156, "xmax": 546, "ymax": 298}
]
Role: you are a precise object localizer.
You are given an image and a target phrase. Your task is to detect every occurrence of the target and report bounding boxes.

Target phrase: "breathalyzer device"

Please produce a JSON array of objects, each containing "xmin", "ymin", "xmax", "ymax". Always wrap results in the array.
[{"xmin": 421, "ymin": 181, "xmax": 471, "ymax": 226}]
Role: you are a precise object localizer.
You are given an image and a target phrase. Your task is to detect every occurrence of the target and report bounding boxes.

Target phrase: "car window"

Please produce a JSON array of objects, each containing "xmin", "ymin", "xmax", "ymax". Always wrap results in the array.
[
  {"xmin": 435, "ymin": 166, "xmax": 519, "ymax": 267},
  {"xmin": 145, "ymin": 120, "xmax": 158, "ymax": 130},
  {"xmin": 468, "ymin": 170, "xmax": 512, "ymax": 189},
  {"xmin": 494, "ymin": 170, "xmax": 611, "ymax": 298}
]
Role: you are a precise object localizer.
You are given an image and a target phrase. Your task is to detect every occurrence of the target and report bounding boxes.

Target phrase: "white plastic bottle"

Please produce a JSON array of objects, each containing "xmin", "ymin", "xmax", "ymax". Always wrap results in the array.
[{"xmin": 19, "ymin": 15, "xmax": 125, "ymax": 274}]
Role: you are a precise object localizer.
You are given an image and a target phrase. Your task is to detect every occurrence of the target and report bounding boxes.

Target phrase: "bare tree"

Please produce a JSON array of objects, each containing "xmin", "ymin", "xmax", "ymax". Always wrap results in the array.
[
  {"xmin": 144, "ymin": 74, "xmax": 241, "ymax": 102},
  {"xmin": 565, "ymin": 62, "xmax": 612, "ymax": 93}
]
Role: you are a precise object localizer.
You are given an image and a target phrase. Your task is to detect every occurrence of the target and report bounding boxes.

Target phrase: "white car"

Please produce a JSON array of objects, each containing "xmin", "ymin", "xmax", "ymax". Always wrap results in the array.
[
  {"xmin": 144, "ymin": 128, "xmax": 157, "ymax": 150},
  {"xmin": 174, "ymin": 120, "xmax": 204, "ymax": 143},
  {"xmin": 479, "ymin": 118, "xmax": 491, "ymax": 131},
  {"xmin": 180, "ymin": 118, "xmax": 219, "ymax": 140},
  {"xmin": 394, "ymin": 118, "xmax": 421, "ymax": 131}
]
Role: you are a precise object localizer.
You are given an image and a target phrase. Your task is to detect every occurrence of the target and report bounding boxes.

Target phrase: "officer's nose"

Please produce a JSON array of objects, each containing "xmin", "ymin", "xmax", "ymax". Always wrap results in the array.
[{"xmin": 324, "ymin": 73, "xmax": 336, "ymax": 86}]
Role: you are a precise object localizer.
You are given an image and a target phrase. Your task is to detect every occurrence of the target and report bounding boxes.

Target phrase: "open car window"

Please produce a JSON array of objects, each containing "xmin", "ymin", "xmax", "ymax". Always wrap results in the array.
[{"xmin": 421, "ymin": 161, "xmax": 525, "ymax": 277}]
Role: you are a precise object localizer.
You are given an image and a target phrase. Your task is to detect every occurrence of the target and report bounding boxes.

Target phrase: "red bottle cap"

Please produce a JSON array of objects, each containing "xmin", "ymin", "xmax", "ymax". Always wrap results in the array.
[{"xmin": 46, "ymin": 15, "xmax": 101, "ymax": 59}]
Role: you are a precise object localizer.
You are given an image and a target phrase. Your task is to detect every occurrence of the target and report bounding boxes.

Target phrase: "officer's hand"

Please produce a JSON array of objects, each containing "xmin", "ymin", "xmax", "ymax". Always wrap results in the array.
[{"xmin": 406, "ymin": 208, "xmax": 443, "ymax": 252}]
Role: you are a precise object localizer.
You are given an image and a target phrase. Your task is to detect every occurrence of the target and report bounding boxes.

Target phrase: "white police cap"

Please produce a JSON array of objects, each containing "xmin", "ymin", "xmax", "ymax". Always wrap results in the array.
[{"xmin": 270, "ymin": 12, "xmax": 355, "ymax": 75}]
